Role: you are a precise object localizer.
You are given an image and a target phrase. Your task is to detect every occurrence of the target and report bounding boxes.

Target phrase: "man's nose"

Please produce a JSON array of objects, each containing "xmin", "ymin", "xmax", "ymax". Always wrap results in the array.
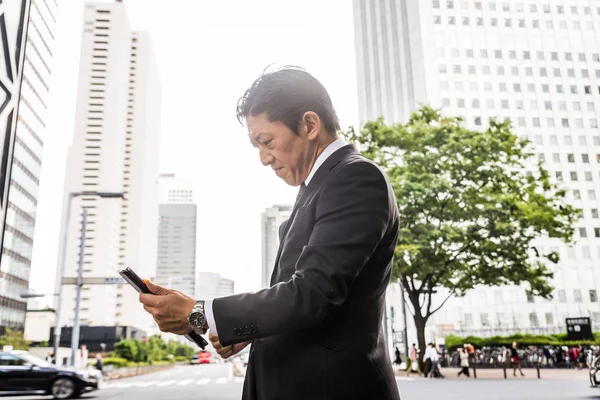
[{"xmin": 259, "ymin": 148, "xmax": 272, "ymax": 166}]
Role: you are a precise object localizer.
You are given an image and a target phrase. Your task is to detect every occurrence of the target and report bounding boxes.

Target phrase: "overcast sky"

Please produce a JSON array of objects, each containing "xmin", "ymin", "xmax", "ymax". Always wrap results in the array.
[{"xmin": 28, "ymin": 0, "xmax": 360, "ymax": 302}]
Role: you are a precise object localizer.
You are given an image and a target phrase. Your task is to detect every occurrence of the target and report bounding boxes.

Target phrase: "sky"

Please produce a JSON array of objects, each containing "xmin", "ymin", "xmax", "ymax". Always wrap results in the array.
[{"xmin": 28, "ymin": 0, "xmax": 360, "ymax": 303}]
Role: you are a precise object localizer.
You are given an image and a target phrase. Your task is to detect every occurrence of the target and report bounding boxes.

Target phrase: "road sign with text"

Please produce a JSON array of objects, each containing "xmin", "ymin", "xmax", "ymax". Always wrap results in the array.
[
  {"xmin": 566, "ymin": 317, "xmax": 594, "ymax": 341},
  {"xmin": 61, "ymin": 277, "xmax": 126, "ymax": 285}
]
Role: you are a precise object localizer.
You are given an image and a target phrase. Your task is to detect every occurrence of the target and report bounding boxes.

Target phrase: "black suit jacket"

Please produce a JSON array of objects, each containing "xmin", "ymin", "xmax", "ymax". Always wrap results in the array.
[{"xmin": 213, "ymin": 144, "xmax": 400, "ymax": 400}]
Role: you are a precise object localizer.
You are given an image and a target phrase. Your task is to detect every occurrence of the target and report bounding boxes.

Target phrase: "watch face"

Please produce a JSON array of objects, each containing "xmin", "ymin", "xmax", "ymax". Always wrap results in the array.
[{"xmin": 189, "ymin": 312, "xmax": 205, "ymax": 328}]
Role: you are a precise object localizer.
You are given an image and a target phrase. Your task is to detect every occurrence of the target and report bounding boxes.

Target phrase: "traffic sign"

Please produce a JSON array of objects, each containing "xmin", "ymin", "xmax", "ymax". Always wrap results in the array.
[
  {"xmin": 61, "ymin": 277, "xmax": 126, "ymax": 285},
  {"xmin": 566, "ymin": 317, "xmax": 594, "ymax": 340}
]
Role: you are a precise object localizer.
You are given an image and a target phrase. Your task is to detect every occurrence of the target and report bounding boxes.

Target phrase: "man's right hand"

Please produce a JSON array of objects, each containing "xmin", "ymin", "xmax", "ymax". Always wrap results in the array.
[{"xmin": 209, "ymin": 332, "xmax": 250, "ymax": 359}]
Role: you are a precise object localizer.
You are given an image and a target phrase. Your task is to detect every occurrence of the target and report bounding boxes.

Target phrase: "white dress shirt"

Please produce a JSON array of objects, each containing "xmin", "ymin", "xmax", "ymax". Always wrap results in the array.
[{"xmin": 205, "ymin": 137, "xmax": 348, "ymax": 336}]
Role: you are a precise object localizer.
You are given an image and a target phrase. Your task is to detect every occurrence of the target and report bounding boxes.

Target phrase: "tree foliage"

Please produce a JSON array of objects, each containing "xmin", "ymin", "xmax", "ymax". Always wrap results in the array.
[
  {"xmin": 345, "ymin": 106, "xmax": 580, "ymax": 359},
  {"xmin": 113, "ymin": 335, "xmax": 195, "ymax": 362},
  {"xmin": 0, "ymin": 329, "xmax": 29, "ymax": 350}
]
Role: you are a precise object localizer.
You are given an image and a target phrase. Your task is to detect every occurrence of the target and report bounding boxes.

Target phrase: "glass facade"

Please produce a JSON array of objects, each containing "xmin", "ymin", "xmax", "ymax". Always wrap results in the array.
[{"xmin": 0, "ymin": 0, "xmax": 57, "ymax": 334}]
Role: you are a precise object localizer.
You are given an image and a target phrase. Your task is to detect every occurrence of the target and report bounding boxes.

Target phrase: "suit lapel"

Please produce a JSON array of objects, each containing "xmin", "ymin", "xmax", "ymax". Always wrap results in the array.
[{"xmin": 269, "ymin": 144, "xmax": 358, "ymax": 286}]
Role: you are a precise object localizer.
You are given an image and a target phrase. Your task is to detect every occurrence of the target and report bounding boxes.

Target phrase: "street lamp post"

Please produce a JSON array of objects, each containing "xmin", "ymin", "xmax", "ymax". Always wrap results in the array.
[
  {"xmin": 52, "ymin": 191, "xmax": 124, "ymax": 365},
  {"xmin": 398, "ymin": 278, "xmax": 410, "ymax": 359},
  {"xmin": 70, "ymin": 207, "xmax": 88, "ymax": 367}
]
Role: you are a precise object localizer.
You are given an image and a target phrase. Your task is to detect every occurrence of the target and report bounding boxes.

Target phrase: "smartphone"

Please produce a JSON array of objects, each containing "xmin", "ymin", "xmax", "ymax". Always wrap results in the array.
[{"xmin": 118, "ymin": 267, "xmax": 208, "ymax": 349}]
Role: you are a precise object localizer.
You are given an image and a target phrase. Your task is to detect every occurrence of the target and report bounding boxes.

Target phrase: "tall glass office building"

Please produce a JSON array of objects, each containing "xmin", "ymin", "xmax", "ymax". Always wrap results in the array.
[{"xmin": 0, "ymin": 0, "xmax": 58, "ymax": 334}]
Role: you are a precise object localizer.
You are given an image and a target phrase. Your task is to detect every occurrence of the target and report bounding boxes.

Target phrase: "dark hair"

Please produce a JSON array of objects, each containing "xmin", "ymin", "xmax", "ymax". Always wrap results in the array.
[{"xmin": 236, "ymin": 66, "xmax": 340, "ymax": 135}]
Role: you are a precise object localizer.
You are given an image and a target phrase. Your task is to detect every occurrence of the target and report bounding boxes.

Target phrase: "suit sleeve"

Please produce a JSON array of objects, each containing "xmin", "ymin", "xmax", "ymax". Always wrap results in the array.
[{"xmin": 212, "ymin": 161, "xmax": 391, "ymax": 346}]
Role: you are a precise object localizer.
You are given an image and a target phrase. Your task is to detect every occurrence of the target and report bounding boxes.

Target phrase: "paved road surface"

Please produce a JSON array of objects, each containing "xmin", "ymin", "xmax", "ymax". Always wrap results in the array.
[{"xmin": 9, "ymin": 365, "xmax": 599, "ymax": 400}]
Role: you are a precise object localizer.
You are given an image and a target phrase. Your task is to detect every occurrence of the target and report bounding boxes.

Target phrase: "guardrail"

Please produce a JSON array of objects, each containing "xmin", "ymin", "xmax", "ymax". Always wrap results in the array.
[{"xmin": 103, "ymin": 364, "xmax": 176, "ymax": 380}]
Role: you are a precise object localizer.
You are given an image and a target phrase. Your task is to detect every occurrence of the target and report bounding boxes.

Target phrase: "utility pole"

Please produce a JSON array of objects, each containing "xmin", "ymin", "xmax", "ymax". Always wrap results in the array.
[
  {"xmin": 399, "ymin": 278, "xmax": 409, "ymax": 358},
  {"xmin": 70, "ymin": 208, "xmax": 87, "ymax": 367}
]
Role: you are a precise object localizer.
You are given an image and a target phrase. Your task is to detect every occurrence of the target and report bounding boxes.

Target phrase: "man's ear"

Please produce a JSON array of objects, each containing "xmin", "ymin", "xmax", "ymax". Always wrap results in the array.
[{"xmin": 301, "ymin": 111, "xmax": 321, "ymax": 141}]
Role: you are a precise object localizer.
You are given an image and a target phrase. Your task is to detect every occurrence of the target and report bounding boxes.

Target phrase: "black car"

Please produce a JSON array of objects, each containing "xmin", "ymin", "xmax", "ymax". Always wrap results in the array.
[{"xmin": 0, "ymin": 351, "xmax": 101, "ymax": 399}]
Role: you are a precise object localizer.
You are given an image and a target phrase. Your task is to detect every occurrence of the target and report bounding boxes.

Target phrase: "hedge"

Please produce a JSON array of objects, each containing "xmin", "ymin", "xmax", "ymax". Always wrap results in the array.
[{"xmin": 444, "ymin": 333, "xmax": 600, "ymax": 349}]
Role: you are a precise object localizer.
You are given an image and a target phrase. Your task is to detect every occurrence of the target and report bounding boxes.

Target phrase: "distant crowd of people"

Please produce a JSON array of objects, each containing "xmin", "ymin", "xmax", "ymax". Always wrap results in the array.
[{"xmin": 393, "ymin": 341, "xmax": 597, "ymax": 379}]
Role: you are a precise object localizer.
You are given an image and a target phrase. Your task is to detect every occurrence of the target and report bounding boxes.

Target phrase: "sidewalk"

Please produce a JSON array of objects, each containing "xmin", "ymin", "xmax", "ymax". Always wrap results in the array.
[{"xmin": 396, "ymin": 367, "xmax": 588, "ymax": 381}]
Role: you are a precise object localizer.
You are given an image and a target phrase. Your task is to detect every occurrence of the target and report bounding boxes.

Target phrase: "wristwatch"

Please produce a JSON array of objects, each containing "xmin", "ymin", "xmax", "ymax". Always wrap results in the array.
[{"xmin": 187, "ymin": 300, "xmax": 209, "ymax": 335}]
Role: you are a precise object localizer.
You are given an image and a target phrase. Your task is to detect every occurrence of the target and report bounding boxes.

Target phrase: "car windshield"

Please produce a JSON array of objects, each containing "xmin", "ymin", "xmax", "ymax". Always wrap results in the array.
[{"xmin": 19, "ymin": 353, "xmax": 54, "ymax": 368}]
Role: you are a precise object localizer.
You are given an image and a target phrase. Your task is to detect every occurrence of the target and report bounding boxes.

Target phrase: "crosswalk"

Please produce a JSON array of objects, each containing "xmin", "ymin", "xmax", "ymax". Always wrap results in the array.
[{"xmin": 104, "ymin": 376, "xmax": 245, "ymax": 389}]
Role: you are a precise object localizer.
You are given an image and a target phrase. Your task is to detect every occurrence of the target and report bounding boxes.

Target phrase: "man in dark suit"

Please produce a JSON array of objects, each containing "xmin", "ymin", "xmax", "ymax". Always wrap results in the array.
[{"xmin": 139, "ymin": 67, "xmax": 400, "ymax": 400}]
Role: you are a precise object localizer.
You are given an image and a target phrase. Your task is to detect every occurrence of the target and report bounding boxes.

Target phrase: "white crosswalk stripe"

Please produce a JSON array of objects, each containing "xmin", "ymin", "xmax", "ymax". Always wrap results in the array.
[{"xmin": 104, "ymin": 375, "xmax": 245, "ymax": 389}]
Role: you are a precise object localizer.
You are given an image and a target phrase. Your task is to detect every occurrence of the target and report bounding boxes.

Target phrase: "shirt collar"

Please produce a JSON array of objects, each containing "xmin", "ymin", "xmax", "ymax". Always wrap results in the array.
[{"xmin": 304, "ymin": 137, "xmax": 347, "ymax": 186}]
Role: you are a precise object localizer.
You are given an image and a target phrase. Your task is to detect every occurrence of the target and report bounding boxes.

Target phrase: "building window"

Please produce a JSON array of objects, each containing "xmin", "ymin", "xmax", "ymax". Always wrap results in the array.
[
  {"xmin": 580, "ymin": 227, "xmax": 588, "ymax": 238},
  {"xmin": 583, "ymin": 154, "xmax": 590, "ymax": 163},
  {"xmin": 586, "ymin": 172, "xmax": 593, "ymax": 181},
  {"xmin": 568, "ymin": 154, "xmax": 575, "ymax": 163},
  {"xmin": 574, "ymin": 190, "xmax": 581, "ymax": 199},
  {"xmin": 555, "ymin": 172, "xmax": 563, "ymax": 181},
  {"xmin": 592, "ymin": 209, "xmax": 599, "ymax": 218},
  {"xmin": 526, "ymin": 292, "xmax": 534, "ymax": 303},
  {"xmin": 562, "ymin": 119, "xmax": 570, "ymax": 128},
  {"xmin": 529, "ymin": 313, "xmax": 539, "ymax": 327},
  {"xmin": 545, "ymin": 313, "xmax": 554, "ymax": 326},
  {"xmin": 589, "ymin": 190, "xmax": 596, "ymax": 200},
  {"xmin": 558, "ymin": 289, "xmax": 567, "ymax": 302},
  {"xmin": 574, "ymin": 290, "xmax": 583, "ymax": 302},
  {"xmin": 481, "ymin": 313, "xmax": 490, "ymax": 327},
  {"xmin": 595, "ymin": 228, "xmax": 600, "ymax": 238}
]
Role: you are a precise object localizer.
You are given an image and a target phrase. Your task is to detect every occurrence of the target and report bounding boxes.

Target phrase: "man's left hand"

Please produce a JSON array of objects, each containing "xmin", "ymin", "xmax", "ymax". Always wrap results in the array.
[{"xmin": 139, "ymin": 280, "xmax": 196, "ymax": 335}]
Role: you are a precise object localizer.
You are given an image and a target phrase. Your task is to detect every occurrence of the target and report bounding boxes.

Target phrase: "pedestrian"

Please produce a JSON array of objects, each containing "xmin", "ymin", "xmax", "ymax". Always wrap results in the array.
[
  {"xmin": 394, "ymin": 347, "xmax": 402, "ymax": 370},
  {"xmin": 511, "ymin": 341, "xmax": 525, "ymax": 377},
  {"xmin": 407, "ymin": 343, "xmax": 419, "ymax": 376},
  {"xmin": 423, "ymin": 343, "xmax": 435, "ymax": 378},
  {"xmin": 138, "ymin": 67, "xmax": 401, "ymax": 400},
  {"xmin": 457, "ymin": 347, "xmax": 470, "ymax": 377},
  {"xmin": 94, "ymin": 354, "xmax": 103, "ymax": 373}
]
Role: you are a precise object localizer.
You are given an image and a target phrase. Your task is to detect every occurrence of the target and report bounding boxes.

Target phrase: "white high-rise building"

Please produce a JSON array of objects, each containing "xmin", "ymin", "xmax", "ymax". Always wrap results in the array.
[
  {"xmin": 57, "ymin": 1, "xmax": 160, "ymax": 331},
  {"xmin": 196, "ymin": 272, "xmax": 234, "ymax": 300},
  {"xmin": 158, "ymin": 173, "xmax": 194, "ymax": 204},
  {"xmin": 155, "ymin": 174, "xmax": 196, "ymax": 295},
  {"xmin": 354, "ymin": 0, "xmax": 600, "ymax": 338},
  {"xmin": 261, "ymin": 205, "xmax": 292, "ymax": 288},
  {"xmin": 0, "ymin": 0, "xmax": 58, "ymax": 334},
  {"xmin": 115, "ymin": 31, "xmax": 161, "ymax": 331}
]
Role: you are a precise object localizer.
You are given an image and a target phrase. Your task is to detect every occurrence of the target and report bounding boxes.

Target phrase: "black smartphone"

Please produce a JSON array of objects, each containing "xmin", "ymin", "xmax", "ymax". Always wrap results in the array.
[{"xmin": 118, "ymin": 267, "xmax": 208, "ymax": 349}]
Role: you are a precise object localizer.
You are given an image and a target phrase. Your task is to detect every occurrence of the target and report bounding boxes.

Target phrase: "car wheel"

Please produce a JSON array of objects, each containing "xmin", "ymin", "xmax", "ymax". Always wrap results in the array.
[{"xmin": 51, "ymin": 378, "xmax": 78, "ymax": 399}]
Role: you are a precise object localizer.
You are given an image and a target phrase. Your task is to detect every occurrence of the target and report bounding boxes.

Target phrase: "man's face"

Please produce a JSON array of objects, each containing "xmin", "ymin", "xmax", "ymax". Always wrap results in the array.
[{"xmin": 247, "ymin": 113, "xmax": 317, "ymax": 187}]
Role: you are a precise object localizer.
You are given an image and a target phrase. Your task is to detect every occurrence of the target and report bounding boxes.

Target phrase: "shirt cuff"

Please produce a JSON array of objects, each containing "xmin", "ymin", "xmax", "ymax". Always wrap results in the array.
[{"xmin": 205, "ymin": 299, "xmax": 218, "ymax": 336}]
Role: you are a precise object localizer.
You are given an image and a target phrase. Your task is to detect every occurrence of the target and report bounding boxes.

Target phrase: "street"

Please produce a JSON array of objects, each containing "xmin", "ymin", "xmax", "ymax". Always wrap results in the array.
[
  {"xmin": 7, "ymin": 365, "xmax": 600, "ymax": 400},
  {"xmin": 11, "ymin": 364, "xmax": 244, "ymax": 400}
]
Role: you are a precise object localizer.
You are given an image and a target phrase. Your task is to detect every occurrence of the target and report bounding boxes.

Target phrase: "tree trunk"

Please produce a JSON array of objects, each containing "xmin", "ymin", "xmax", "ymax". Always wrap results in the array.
[{"xmin": 414, "ymin": 313, "xmax": 428, "ymax": 371}]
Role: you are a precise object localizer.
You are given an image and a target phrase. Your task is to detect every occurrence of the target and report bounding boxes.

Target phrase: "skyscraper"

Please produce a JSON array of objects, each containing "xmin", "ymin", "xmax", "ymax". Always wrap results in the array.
[
  {"xmin": 57, "ymin": 1, "xmax": 160, "ymax": 331},
  {"xmin": 354, "ymin": 0, "xmax": 600, "ymax": 336},
  {"xmin": 115, "ymin": 31, "xmax": 161, "ymax": 331},
  {"xmin": 261, "ymin": 205, "xmax": 292, "ymax": 288},
  {"xmin": 196, "ymin": 272, "xmax": 234, "ymax": 300},
  {"xmin": 0, "ymin": 0, "xmax": 58, "ymax": 334},
  {"xmin": 155, "ymin": 174, "xmax": 196, "ymax": 296}
]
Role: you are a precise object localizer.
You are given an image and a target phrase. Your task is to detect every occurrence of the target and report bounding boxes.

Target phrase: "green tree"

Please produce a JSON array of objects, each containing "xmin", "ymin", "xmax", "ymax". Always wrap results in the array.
[
  {"xmin": 147, "ymin": 335, "xmax": 167, "ymax": 361},
  {"xmin": 0, "ymin": 328, "xmax": 29, "ymax": 350},
  {"xmin": 174, "ymin": 342, "xmax": 195, "ymax": 358},
  {"xmin": 345, "ymin": 106, "xmax": 580, "ymax": 362},
  {"xmin": 114, "ymin": 339, "xmax": 138, "ymax": 361}
]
